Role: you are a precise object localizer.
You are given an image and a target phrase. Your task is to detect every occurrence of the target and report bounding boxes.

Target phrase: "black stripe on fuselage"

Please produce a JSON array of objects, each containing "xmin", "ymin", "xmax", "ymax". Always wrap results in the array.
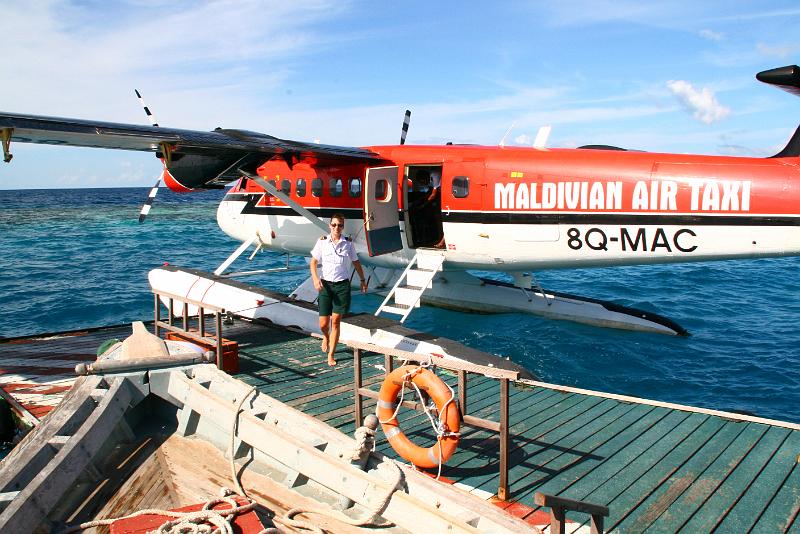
[
  {"xmin": 224, "ymin": 194, "xmax": 800, "ymax": 226},
  {"xmin": 446, "ymin": 211, "xmax": 800, "ymax": 226}
]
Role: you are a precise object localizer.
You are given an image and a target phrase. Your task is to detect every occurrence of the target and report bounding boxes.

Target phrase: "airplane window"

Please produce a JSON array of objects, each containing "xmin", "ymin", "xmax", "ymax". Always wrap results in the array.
[
  {"xmin": 349, "ymin": 177, "xmax": 362, "ymax": 197},
  {"xmin": 375, "ymin": 179, "xmax": 389, "ymax": 201},
  {"xmin": 280, "ymin": 179, "xmax": 291, "ymax": 196},
  {"xmin": 329, "ymin": 177, "xmax": 343, "ymax": 197},
  {"xmin": 452, "ymin": 176, "xmax": 469, "ymax": 198},
  {"xmin": 312, "ymin": 178, "xmax": 324, "ymax": 197},
  {"xmin": 296, "ymin": 178, "xmax": 306, "ymax": 197}
]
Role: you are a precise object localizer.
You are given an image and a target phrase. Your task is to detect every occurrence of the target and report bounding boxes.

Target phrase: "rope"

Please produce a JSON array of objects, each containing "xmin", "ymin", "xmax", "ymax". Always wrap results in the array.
[
  {"xmin": 350, "ymin": 425, "xmax": 376, "ymax": 461},
  {"xmin": 59, "ymin": 488, "xmax": 258, "ymax": 534},
  {"xmin": 230, "ymin": 386, "xmax": 257, "ymax": 499},
  {"xmin": 275, "ymin": 460, "xmax": 403, "ymax": 529}
]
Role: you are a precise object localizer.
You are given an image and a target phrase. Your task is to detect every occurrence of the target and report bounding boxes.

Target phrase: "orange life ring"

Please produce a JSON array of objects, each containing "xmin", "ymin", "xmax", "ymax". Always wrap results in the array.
[{"xmin": 377, "ymin": 365, "xmax": 460, "ymax": 468}]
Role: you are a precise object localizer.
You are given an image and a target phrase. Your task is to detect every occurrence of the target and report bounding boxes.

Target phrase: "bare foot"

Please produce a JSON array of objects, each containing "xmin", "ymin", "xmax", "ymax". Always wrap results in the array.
[
  {"xmin": 321, "ymin": 337, "xmax": 328, "ymax": 353},
  {"xmin": 327, "ymin": 354, "xmax": 337, "ymax": 366}
]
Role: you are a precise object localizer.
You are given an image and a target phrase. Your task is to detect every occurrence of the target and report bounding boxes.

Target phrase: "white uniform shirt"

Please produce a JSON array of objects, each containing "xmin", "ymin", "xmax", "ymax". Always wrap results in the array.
[{"xmin": 311, "ymin": 235, "xmax": 358, "ymax": 282}]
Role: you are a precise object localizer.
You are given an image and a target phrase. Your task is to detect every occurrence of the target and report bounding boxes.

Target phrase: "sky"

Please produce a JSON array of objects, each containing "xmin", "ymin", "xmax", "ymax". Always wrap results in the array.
[{"xmin": 1, "ymin": 0, "xmax": 799, "ymax": 189}]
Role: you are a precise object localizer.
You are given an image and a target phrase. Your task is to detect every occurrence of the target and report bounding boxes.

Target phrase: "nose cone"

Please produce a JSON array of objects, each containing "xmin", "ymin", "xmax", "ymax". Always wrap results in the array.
[{"xmin": 162, "ymin": 168, "xmax": 195, "ymax": 193}]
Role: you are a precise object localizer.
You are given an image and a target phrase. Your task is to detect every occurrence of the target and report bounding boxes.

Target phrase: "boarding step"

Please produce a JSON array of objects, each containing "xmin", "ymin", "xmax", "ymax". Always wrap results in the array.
[
  {"xmin": 375, "ymin": 250, "xmax": 445, "ymax": 322},
  {"xmin": 380, "ymin": 304, "xmax": 411, "ymax": 316}
]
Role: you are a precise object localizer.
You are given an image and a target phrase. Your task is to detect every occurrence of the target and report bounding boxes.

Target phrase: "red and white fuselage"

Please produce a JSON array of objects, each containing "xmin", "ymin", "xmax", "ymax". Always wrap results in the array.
[{"xmin": 216, "ymin": 144, "xmax": 800, "ymax": 271}]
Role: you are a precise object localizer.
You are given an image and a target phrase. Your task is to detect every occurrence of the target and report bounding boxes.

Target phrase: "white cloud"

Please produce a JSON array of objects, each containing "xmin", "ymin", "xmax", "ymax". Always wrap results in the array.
[
  {"xmin": 666, "ymin": 80, "xmax": 730, "ymax": 124},
  {"xmin": 699, "ymin": 29, "xmax": 724, "ymax": 42},
  {"xmin": 756, "ymin": 42, "xmax": 796, "ymax": 58},
  {"xmin": 0, "ymin": 0, "xmax": 351, "ymax": 126},
  {"xmin": 514, "ymin": 134, "xmax": 533, "ymax": 145}
]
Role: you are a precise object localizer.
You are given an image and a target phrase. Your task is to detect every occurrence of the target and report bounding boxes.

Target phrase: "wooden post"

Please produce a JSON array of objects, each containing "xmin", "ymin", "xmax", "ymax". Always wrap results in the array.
[
  {"xmin": 458, "ymin": 370, "xmax": 467, "ymax": 416},
  {"xmin": 550, "ymin": 505, "xmax": 566, "ymax": 534},
  {"xmin": 199, "ymin": 307, "xmax": 205, "ymax": 338},
  {"xmin": 182, "ymin": 302, "xmax": 189, "ymax": 331},
  {"xmin": 215, "ymin": 311, "xmax": 223, "ymax": 370},
  {"xmin": 498, "ymin": 378, "xmax": 509, "ymax": 501},
  {"xmin": 354, "ymin": 348, "xmax": 363, "ymax": 427},
  {"xmin": 168, "ymin": 298, "xmax": 174, "ymax": 327},
  {"xmin": 154, "ymin": 294, "xmax": 160, "ymax": 337},
  {"xmin": 534, "ymin": 493, "xmax": 609, "ymax": 534},
  {"xmin": 385, "ymin": 353, "xmax": 393, "ymax": 375}
]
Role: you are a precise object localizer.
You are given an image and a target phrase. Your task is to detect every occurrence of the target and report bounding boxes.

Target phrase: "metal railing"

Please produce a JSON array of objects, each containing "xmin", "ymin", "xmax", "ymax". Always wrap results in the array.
[
  {"xmin": 152, "ymin": 291, "xmax": 225, "ymax": 370},
  {"xmin": 347, "ymin": 340, "xmax": 518, "ymax": 501}
]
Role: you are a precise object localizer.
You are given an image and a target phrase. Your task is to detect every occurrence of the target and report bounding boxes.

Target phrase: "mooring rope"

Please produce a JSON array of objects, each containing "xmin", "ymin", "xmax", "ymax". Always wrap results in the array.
[{"xmin": 59, "ymin": 488, "xmax": 258, "ymax": 534}]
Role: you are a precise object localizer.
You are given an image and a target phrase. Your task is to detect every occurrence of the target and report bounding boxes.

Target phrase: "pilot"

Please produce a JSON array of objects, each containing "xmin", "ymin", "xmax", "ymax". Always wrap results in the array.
[{"xmin": 309, "ymin": 213, "xmax": 368, "ymax": 366}]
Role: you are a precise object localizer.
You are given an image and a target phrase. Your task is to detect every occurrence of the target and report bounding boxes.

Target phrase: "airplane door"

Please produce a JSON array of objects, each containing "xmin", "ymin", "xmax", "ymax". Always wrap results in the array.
[{"xmin": 364, "ymin": 166, "xmax": 403, "ymax": 256}]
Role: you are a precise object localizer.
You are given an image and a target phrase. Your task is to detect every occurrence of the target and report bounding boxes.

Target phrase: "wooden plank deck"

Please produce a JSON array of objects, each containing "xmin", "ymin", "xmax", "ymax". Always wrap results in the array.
[{"xmin": 1, "ymin": 320, "xmax": 798, "ymax": 533}]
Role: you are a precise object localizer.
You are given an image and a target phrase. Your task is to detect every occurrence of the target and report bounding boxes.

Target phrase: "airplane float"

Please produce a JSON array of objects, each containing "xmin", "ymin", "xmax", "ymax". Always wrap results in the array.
[{"xmin": 2, "ymin": 65, "xmax": 800, "ymax": 338}]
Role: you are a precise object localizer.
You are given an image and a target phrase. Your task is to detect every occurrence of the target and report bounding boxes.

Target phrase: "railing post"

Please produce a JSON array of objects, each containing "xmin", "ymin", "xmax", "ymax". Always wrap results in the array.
[
  {"xmin": 215, "ymin": 311, "xmax": 223, "ymax": 369},
  {"xmin": 458, "ymin": 370, "xmax": 467, "ymax": 415},
  {"xmin": 534, "ymin": 493, "xmax": 609, "ymax": 534},
  {"xmin": 498, "ymin": 377, "xmax": 509, "ymax": 500},
  {"xmin": 354, "ymin": 348, "xmax": 363, "ymax": 427}
]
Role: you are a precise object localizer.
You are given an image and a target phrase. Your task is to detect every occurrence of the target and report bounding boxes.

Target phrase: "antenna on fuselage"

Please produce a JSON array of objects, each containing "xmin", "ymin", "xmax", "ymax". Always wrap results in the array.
[
  {"xmin": 134, "ymin": 89, "xmax": 162, "ymax": 223},
  {"xmin": 499, "ymin": 121, "xmax": 516, "ymax": 147},
  {"xmin": 400, "ymin": 109, "xmax": 411, "ymax": 145}
]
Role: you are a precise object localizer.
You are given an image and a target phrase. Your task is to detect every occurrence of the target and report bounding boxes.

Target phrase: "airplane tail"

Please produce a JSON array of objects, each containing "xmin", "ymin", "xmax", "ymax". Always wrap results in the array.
[{"xmin": 756, "ymin": 65, "xmax": 800, "ymax": 158}]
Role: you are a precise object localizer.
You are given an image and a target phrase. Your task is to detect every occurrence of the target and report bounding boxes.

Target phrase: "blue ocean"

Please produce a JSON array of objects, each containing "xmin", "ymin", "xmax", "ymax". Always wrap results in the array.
[{"xmin": 1, "ymin": 188, "xmax": 798, "ymax": 424}]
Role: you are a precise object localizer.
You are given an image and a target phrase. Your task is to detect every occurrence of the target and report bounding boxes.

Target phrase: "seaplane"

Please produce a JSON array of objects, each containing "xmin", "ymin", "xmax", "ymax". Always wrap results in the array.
[{"xmin": 2, "ymin": 65, "xmax": 800, "ymax": 338}]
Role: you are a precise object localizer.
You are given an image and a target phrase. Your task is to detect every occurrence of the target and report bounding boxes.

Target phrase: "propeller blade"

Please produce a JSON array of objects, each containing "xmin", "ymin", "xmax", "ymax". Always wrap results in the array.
[
  {"xmin": 134, "ymin": 89, "xmax": 160, "ymax": 127},
  {"xmin": 400, "ymin": 109, "xmax": 411, "ymax": 145},
  {"xmin": 138, "ymin": 178, "xmax": 161, "ymax": 223}
]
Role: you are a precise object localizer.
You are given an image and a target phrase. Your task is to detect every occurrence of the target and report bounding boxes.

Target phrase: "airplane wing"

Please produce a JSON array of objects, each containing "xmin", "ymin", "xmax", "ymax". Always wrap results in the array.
[{"xmin": 0, "ymin": 112, "xmax": 383, "ymax": 190}]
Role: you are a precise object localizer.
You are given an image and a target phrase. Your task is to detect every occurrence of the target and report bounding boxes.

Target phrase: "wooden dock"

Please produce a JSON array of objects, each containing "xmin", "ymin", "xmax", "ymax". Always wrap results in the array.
[{"xmin": 1, "ymin": 320, "xmax": 798, "ymax": 532}]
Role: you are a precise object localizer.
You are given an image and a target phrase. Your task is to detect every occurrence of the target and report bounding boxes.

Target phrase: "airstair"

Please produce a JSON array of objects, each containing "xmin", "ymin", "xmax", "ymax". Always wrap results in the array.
[{"xmin": 375, "ymin": 249, "xmax": 445, "ymax": 322}]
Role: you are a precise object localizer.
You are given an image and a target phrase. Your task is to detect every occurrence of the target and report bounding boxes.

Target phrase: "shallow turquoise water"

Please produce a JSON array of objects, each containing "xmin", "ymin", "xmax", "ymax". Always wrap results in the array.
[{"xmin": 1, "ymin": 187, "xmax": 798, "ymax": 423}]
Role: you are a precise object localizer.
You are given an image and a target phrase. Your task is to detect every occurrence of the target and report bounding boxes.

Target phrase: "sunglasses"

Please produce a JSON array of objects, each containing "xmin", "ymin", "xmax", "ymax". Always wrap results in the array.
[{"xmin": 330, "ymin": 223, "xmax": 344, "ymax": 227}]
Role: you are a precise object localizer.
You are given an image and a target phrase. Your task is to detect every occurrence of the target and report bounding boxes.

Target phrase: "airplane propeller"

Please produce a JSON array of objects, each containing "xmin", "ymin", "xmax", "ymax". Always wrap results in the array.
[
  {"xmin": 400, "ymin": 109, "xmax": 411, "ymax": 145},
  {"xmin": 134, "ymin": 89, "xmax": 161, "ymax": 223},
  {"xmin": 138, "ymin": 177, "xmax": 161, "ymax": 223}
]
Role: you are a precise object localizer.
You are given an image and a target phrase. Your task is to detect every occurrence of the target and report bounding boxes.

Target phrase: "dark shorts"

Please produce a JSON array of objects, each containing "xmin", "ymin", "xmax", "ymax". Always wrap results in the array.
[{"xmin": 318, "ymin": 279, "xmax": 351, "ymax": 316}]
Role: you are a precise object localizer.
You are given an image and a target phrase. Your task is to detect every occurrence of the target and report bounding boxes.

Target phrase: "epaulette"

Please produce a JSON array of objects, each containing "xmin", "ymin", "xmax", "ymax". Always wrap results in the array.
[{"xmin": 319, "ymin": 235, "xmax": 327, "ymax": 240}]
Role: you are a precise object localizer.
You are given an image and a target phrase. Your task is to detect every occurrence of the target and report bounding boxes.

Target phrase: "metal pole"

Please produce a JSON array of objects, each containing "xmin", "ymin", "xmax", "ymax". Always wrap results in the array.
[
  {"xmin": 498, "ymin": 378, "xmax": 509, "ymax": 500},
  {"xmin": 354, "ymin": 348, "xmax": 363, "ymax": 426},
  {"xmin": 182, "ymin": 302, "xmax": 189, "ymax": 332},
  {"xmin": 168, "ymin": 298, "xmax": 174, "ymax": 327},
  {"xmin": 199, "ymin": 307, "xmax": 205, "ymax": 338}
]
